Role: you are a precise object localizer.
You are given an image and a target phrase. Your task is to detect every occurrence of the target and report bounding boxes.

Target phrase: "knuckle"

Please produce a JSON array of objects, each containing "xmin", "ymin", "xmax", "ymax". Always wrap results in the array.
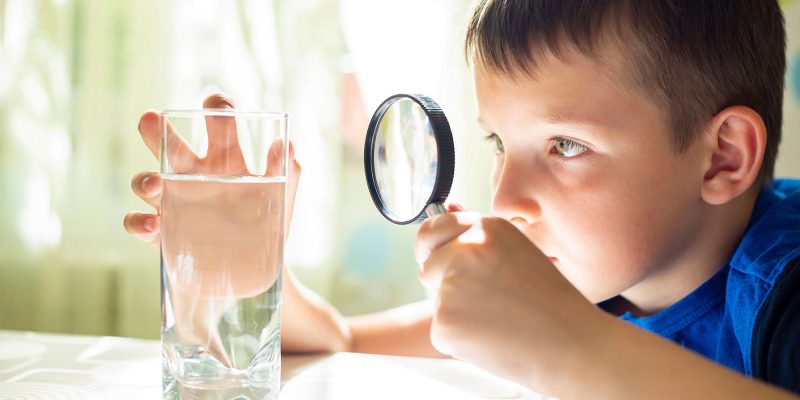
[
  {"xmin": 493, "ymin": 216, "xmax": 515, "ymax": 231},
  {"xmin": 429, "ymin": 213, "xmax": 454, "ymax": 231},
  {"xmin": 478, "ymin": 217, "xmax": 510, "ymax": 241},
  {"xmin": 479, "ymin": 216, "xmax": 502, "ymax": 230},
  {"xmin": 442, "ymin": 213, "xmax": 460, "ymax": 226},
  {"xmin": 418, "ymin": 219, "xmax": 433, "ymax": 236}
]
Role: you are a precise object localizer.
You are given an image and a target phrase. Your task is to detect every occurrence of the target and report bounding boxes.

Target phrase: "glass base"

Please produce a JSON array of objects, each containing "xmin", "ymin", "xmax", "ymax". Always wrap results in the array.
[{"xmin": 163, "ymin": 373, "xmax": 279, "ymax": 400}]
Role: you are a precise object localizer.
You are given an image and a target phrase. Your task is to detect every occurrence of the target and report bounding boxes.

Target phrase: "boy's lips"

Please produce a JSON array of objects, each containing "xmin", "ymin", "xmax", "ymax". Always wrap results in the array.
[{"xmin": 547, "ymin": 256, "xmax": 558, "ymax": 264}]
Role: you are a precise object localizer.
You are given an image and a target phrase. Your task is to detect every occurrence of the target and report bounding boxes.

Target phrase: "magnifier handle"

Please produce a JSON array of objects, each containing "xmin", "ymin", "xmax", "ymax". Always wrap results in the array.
[{"xmin": 425, "ymin": 202, "xmax": 447, "ymax": 217}]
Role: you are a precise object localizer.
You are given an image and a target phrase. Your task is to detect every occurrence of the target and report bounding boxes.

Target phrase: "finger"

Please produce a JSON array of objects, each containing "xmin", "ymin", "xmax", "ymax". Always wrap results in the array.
[
  {"xmin": 202, "ymin": 92, "xmax": 235, "ymax": 109},
  {"xmin": 415, "ymin": 212, "xmax": 477, "ymax": 265},
  {"xmin": 203, "ymin": 94, "xmax": 247, "ymax": 174},
  {"xmin": 139, "ymin": 110, "xmax": 200, "ymax": 173},
  {"xmin": 418, "ymin": 238, "xmax": 462, "ymax": 291},
  {"xmin": 266, "ymin": 139, "xmax": 301, "ymax": 237},
  {"xmin": 445, "ymin": 202, "xmax": 466, "ymax": 212},
  {"xmin": 266, "ymin": 139, "xmax": 302, "ymax": 183},
  {"xmin": 131, "ymin": 171, "xmax": 162, "ymax": 211},
  {"xmin": 123, "ymin": 212, "xmax": 161, "ymax": 248},
  {"xmin": 265, "ymin": 137, "xmax": 289, "ymax": 177},
  {"xmin": 285, "ymin": 141, "xmax": 301, "ymax": 231},
  {"xmin": 138, "ymin": 111, "xmax": 161, "ymax": 159}
]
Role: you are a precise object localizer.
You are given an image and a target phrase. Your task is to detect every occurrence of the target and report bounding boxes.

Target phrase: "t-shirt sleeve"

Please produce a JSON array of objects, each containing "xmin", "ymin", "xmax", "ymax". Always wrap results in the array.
[{"xmin": 751, "ymin": 255, "xmax": 800, "ymax": 393}]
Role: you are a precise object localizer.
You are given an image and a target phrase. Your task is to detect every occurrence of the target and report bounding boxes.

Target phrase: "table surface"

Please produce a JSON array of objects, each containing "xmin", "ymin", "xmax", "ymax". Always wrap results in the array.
[{"xmin": 0, "ymin": 330, "xmax": 552, "ymax": 399}]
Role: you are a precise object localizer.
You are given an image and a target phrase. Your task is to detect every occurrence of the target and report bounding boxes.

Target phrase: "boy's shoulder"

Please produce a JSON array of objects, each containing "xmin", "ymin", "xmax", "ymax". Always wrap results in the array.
[
  {"xmin": 726, "ymin": 178, "xmax": 800, "ymax": 392},
  {"xmin": 729, "ymin": 178, "xmax": 800, "ymax": 283},
  {"xmin": 750, "ymin": 253, "xmax": 800, "ymax": 392}
]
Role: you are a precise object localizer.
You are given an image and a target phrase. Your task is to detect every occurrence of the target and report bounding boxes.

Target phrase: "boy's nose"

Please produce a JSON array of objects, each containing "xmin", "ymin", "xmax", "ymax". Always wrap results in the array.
[
  {"xmin": 491, "ymin": 160, "xmax": 542, "ymax": 224},
  {"xmin": 492, "ymin": 194, "xmax": 541, "ymax": 225}
]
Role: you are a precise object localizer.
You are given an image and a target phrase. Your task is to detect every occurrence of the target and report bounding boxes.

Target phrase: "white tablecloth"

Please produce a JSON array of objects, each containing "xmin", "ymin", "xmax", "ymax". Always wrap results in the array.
[{"xmin": 0, "ymin": 330, "xmax": 550, "ymax": 399}]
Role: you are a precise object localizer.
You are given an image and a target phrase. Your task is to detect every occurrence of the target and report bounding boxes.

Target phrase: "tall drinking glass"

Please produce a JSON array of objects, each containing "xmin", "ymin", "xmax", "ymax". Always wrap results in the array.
[{"xmin": 159, "ymin": 109, "xmax": 288, "ymax": 400}]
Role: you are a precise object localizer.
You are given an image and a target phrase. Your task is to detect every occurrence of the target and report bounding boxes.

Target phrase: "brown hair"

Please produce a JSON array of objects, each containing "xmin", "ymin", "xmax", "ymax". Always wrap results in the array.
[{"xmin": 465, "ymin": 0, "xmax": 786, "ymax": 183}]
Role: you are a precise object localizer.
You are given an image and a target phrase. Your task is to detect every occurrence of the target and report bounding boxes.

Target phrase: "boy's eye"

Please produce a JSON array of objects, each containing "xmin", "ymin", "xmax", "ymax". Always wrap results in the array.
[
  {"xmin": 552, "ymin": 137, "xmax": 588, "ymax": 158},
  {"xmin": 484, "ymin": 133, "xmax": 505, "ymax": 155}
]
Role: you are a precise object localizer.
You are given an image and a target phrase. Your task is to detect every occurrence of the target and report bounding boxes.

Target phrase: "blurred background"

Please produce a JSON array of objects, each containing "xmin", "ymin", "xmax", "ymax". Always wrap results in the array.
[{"xmin": 1, "ymin": 0, "xmax": 799, "ymax": 340}]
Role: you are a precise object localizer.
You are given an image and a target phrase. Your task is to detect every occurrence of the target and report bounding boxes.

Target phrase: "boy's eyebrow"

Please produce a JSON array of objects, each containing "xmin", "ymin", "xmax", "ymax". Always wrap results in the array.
[
  {"xmin": 476, "ymin": 113, "xmax": 604, "ymax": 131},
  {"xmin": 539, "ymin": 112, "xmax": 593, "ymax": 126}
]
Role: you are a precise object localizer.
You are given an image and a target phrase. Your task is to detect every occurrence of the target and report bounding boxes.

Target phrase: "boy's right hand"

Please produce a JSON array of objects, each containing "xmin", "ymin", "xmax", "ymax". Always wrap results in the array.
[{"xmin": 122, "ymin": 93, "xmax": 301, "ymax": 249}]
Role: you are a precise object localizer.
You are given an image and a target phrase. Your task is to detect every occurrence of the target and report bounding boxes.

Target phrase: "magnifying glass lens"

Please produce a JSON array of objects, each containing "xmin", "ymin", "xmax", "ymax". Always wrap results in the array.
[
  {"xmin": 365, "ymin": 94, "xmax": 455, "ymax": 225},
  {"xmin": 373, "ymin": 98, "xmax": 439, "ymax": 222}
]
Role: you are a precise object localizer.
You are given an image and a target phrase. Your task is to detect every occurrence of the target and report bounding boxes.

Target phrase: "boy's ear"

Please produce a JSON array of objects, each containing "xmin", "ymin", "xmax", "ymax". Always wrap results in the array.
[{"xmin": 700, "ymin": 106, "xmax": 766, "ymax": 205}]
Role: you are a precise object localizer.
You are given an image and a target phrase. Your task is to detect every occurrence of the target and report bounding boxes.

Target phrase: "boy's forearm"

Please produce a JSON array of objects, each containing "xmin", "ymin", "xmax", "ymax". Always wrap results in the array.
[
  {"xmin": 280, "ymin": 270, "xmax": 352, "ymax": 354},
  {"xmin": 281, "ymin": 270, "xmax": 441, "ymax": 357},
  {"xmin": 553, "ymin": 311, "xmax": 798, "ymax": 400},
  {"xmin": 346, "ymin": 300, "xmax": 446, "ymax": 358}
]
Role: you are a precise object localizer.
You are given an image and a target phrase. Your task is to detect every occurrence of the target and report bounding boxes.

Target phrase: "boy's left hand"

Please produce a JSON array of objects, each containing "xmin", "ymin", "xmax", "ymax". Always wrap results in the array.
[{"xmin": 415, "ymin": 209, "xmax": 599, "ymax": 390}]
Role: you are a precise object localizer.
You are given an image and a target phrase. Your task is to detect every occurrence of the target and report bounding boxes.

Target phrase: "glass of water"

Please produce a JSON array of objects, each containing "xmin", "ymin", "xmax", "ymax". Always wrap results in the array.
[{"xmin": 159, "ymin": 109, "xmax": 288, "ymax": 400}]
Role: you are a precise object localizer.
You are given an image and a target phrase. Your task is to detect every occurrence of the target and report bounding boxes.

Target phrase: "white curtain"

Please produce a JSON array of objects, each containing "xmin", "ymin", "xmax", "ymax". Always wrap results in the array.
[{"xmin": 0, "ymin": 0, "xmax": 489, "ymax": 337}]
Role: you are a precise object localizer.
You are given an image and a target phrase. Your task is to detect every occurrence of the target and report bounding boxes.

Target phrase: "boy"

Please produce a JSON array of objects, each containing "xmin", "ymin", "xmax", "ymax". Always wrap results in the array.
[{"xmin": 125, "ymin": 0, "xmax": 800, "ymax": 398}]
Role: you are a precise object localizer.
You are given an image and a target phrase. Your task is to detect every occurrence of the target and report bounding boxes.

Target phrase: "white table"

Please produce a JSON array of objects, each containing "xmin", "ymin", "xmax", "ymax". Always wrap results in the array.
[{"xmin": 0, "ymin": 330, "xmax": 551, "ymax": 399}]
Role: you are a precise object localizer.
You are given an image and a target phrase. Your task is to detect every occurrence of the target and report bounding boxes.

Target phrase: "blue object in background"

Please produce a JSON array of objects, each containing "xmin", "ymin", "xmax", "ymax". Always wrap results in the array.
[{"xmin": 344, "ymin": 223, "xmax": 392, "ymax": 278}]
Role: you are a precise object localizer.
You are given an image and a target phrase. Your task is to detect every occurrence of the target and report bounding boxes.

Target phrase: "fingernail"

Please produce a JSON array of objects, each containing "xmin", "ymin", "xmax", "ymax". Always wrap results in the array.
[
  {"xmin": 143, "ymin": 217, "xmax": 155, "ymax": 232},
  {"xmin": 215, "ymin": 93, "xmax": 235, "ymax": 108}
]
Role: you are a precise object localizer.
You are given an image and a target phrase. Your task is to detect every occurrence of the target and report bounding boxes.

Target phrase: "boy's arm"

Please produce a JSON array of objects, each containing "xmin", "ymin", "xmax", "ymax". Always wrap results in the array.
[
  {"xmin": 415, "ymin": 214, "xmax": 800, "ymax": 400},
  {"xmin": 346, "ymin": 300, "xmax": 446, "ymax": 358},
  {"xmin": 561, "ymin": 311, "xmax": 798, "ymax": 400},
  {"xmin": 280, "ymin": 268, "xmax": 443, "ymax": 358},
  {"xmin": 279, "ymin": 269, "xmax": 351, "ymax": 353}
]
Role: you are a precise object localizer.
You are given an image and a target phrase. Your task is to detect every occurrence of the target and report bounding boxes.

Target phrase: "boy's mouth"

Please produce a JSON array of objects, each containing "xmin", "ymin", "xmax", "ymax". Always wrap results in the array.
[{"xmin": 547, "ymin": 256, "xmax": 558, "ymax": 265}]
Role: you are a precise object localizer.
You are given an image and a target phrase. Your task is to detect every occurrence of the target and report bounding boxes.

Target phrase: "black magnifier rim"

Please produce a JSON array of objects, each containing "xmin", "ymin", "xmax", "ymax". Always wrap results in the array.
[{"xmin": 364, "ymin": 93, "xmax": 455, "ymax": 225}]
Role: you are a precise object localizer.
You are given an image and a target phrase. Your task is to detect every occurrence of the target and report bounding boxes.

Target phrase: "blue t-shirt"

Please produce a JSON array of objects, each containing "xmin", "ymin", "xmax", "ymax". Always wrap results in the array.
[{"xmin": 611, "ymin": 179, "xmax": 800, "ymax": 389}]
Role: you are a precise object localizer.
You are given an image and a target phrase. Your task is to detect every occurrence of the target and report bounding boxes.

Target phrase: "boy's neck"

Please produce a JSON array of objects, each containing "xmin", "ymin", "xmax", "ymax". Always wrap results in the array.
[{"xmin": 613, "ymin": 193, "xmax": 758, "ymax": 317}]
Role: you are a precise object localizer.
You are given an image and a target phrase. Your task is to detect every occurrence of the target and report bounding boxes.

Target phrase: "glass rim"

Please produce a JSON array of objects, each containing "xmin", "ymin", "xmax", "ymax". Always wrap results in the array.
[{"xmin": 161, "ymin": 108, "xmax": 288, "ymax": 119}]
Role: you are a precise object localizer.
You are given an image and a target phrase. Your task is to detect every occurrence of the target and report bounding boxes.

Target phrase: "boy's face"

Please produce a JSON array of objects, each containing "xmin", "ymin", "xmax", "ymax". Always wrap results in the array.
[{"xmin": 474, "ymin": 49, "xmax": 709, "ymax": 303}]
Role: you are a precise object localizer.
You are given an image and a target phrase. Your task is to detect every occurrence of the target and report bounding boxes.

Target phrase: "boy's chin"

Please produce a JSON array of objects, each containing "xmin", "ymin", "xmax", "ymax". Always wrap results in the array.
[{"xmin": 561, "ymin": 273, "xmax": 621, "ymax": 305}]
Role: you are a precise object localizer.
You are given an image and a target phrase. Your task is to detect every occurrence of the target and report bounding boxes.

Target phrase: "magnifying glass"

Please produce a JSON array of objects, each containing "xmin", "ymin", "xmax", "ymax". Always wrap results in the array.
[{"xmin": 364, "ymin": 94, "xmax": 455, "ymax": 225}]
